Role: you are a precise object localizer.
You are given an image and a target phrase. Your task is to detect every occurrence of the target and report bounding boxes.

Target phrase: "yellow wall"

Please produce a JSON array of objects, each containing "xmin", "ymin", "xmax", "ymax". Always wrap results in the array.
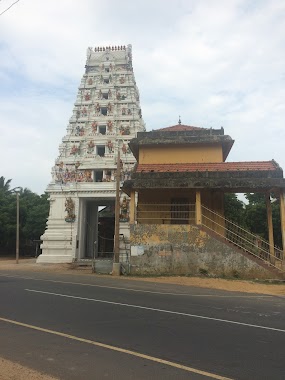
[
  {"xmin": 136, "ymin": 189, "xmax": 225, "ymax": 234},
  {"xmin": 201, "ymin": 190, "xmax": 225, "ymax": 236},
  {"xmin": 137, "ymin": 189, "xmax": 195, "ymax": 225},
  {"xmin": 139, "ymin": 144, "xmax": 223, "ymax": 164}
]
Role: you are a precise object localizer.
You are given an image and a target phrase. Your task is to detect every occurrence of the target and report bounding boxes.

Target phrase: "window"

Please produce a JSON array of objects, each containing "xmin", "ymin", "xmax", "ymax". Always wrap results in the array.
[
  {"xmin": 105, "ymin": 170, "xmax": 112, "ymax": 182},
  {"xmin": 105, "ymin": 68, "xmax": 110, "ymax": 73},
  {"xmin": 102, "ymin": 93, "xmax": 108, "ymax": 100},
  {"xmin": 97, "ymin": 145, "xmax": 105, "ymax": 157},
  {"xmin": 104, "ymin": 78, "xmax": 109, "ymax": 84},
  {"xmin": 94, "ymin": 170, "xmax": 103, "ymax": 182},
  {"xmin": 101, "ymin": 107, "xmax": 107, "ymax": 116},
  {"xmin": 99, "ymin": 125, "xmax": 106, "ymax": 135}
]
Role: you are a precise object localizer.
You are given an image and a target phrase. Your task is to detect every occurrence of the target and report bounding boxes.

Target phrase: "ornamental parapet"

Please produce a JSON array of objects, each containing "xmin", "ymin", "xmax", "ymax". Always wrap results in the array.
[
  {"xmin": 46, "ymin": 182, "xmax": 117, "ymax": 194},
  {"xmin": 93, "ymin": 45, "xmax": 127, "ymax": 52}
]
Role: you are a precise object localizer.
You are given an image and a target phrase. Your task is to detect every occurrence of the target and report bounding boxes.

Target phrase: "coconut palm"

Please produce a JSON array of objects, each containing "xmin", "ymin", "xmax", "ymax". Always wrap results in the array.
[{"xmin": 0, "ymin": 176, "xmax": 12, "ymax": 194}]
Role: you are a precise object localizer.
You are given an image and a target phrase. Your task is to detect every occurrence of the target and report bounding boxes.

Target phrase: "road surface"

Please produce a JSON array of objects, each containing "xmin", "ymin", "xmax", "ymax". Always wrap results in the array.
[{"xmin": 0, "ymin": 270, "xmax": 284, "ymax": 379}]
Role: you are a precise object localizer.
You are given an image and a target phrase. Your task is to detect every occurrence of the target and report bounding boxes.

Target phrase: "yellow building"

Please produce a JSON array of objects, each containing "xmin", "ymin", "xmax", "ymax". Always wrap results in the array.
[{"xmin": 122, "ymin": 123, "xmax": 285, "ymax": 278}]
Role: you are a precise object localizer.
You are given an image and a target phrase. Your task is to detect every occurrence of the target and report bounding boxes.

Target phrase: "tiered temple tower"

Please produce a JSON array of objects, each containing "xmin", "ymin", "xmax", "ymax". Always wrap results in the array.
[{"xmin": 37, "ymin": 45, "xmax": 145, "ymax": 263}]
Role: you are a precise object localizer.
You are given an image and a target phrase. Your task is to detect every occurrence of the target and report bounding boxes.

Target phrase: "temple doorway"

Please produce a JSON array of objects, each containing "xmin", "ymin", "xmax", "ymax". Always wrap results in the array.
[
  {"xmin": 78, "ymin": 198, "xmax": 115, "ymax": 259},
  {"xmin": 97, "ymin": 206, "xmax": 115, "ymax": 258}
]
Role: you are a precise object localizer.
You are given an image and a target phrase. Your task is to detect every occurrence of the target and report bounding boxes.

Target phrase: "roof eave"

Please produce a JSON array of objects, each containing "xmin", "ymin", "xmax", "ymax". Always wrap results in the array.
[{"xmin": 223, "ymin": 140, "xmax": 235, "ymax": 161}]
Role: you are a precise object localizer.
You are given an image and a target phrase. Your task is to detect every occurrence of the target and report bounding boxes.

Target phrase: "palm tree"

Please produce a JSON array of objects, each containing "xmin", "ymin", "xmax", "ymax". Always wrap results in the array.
[{"xmin": 0, "ymin": 176, "xmax": 13, "ymax": 194}]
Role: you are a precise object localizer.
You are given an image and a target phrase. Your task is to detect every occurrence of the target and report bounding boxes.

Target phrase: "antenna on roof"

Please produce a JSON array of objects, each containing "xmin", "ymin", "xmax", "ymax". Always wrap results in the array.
[{"xmin": 178, "ymin": 116, "xmax": 181, "ymax": 125}]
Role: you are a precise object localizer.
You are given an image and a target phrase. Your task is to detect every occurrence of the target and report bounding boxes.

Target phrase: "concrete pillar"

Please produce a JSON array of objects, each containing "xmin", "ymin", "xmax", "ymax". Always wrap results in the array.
[
  {"xmin": 84, "ymin": 203, "xmax": 98, "ymax": 258},
  {"xmin": 135, "ymin": 191, "xmax": 139, "ymax": 223},
  {"xmin": 112, "ymin": 262, "xmax": 121, "ymax": 276},
  {"xmin": 93, "ymin": 206, "xmax": 99, "ymax": 258},
  {"xmin": 266, "ymin": 193, "xmax": 275, "ymax": 262},
  {"xmin": 129, "ymin": 190, "xmax": 135, "ymax": 223},
  {"xmin": 195, "ymin": 190, "xmax": 202, "ymax": 225},
  {"xmin": 279, "ymin": 189, "xmax": 285, "ymax": 261},
  {"xmin": 78, "ymin": 198, "xmax": 87, "ymax": 259},
  {"xmin": 90, "ymin": 204, "xmax": 98, "ymax": 258}
]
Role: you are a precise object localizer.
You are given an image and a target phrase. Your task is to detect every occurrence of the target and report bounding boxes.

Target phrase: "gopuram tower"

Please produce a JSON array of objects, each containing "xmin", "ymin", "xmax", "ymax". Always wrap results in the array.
[{"xmin": 37, "ymin": 45, "xmax": 145, "ymax": 263}]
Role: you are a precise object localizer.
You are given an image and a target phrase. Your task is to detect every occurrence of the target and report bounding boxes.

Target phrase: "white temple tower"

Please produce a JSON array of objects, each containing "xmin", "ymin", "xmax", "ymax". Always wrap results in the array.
[{"xmin": 37, "ymin": 45, "xmax": 145, "ymax": 263}]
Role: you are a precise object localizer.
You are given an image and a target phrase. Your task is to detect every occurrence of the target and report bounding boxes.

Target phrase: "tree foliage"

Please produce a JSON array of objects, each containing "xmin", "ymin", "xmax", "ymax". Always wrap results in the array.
[
  {"xmin": 244, "ymin": 193, "xmax": 268, "ymax": 238},
  {"xmin": 224, "ymin": 192, "xmax": 283, "ymax": 249},
  {"xmin": 0, "ymin": 177, "xmax": 49, "ymax": 254},
  {"xmin": 224, "ymin": 193, "xmax": 246, "ymax": 227},
  {"xmin": 0, "ymin": 176, "xmax": 13, "ymax": 194}
]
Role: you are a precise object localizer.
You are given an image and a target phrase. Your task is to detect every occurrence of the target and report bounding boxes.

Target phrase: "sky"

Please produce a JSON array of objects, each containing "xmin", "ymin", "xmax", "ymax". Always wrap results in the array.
[{"xmin": 1, "ymin": 0, "xmax": 285, "ymax": 195}]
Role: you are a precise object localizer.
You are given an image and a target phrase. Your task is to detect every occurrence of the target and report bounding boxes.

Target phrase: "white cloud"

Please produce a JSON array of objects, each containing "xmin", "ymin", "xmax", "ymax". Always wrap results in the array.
[{"xmin": 0, "ymin": 0, "xmax": 285, "ymax": 193}]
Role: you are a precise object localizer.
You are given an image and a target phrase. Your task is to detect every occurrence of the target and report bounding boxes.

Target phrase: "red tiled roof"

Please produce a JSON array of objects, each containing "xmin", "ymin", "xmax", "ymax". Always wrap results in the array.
[
  {"xmin": 136, "ymin": 161, "xmax": 279, "ymax": 173},
  {"xmin": 156, "ymin": 124, "xmax": 204, "ymax": 132}
]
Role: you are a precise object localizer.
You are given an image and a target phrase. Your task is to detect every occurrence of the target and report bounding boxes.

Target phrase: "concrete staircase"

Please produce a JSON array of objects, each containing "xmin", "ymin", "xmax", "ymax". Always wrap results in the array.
[{"xmin": 201, "ymin": 205, "xmax": 285, "ymax": 278}]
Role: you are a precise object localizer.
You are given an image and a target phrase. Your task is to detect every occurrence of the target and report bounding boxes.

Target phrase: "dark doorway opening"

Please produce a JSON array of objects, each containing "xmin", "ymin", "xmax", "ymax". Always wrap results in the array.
[
  {"xmin": 81, "ymin": 200, "xmax": 115, "ymax": 259},
  {"xmin": 97, "ymin": 205, "xmax": 115, "ymax": 258}
]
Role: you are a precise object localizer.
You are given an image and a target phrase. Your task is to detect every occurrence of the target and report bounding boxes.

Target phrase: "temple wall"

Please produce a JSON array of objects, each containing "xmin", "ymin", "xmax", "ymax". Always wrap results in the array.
[
  {"xmin": 139, "ymin": 144, "xmax": 223, "ymax": 164},
  {"xmin": 129, "ymin": 224, "xmax": 279, "ymax": 279}
]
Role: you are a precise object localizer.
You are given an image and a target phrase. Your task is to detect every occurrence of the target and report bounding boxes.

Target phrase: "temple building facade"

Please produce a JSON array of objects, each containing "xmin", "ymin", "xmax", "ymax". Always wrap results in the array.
[
  {"xmin": 123, "ymin": 124, "xmax": 285, "ymax": 278},
  {"xmin": 37, "ymin": 45, "xmax": 145, "ymax": 263}
]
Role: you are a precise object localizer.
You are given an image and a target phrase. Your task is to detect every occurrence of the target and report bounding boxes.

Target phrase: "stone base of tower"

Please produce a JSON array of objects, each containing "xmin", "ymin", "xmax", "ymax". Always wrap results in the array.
[
  {"xmin": 36, "ymin": 193, "xmax": 78, "ymax": 264},
  {"xmin": 37, "ymin": 232, "xmax": 75, "ymax": 263},
  {"xmin": 36, "ymin": 254, "xmax": 74, "ymax": 264}
]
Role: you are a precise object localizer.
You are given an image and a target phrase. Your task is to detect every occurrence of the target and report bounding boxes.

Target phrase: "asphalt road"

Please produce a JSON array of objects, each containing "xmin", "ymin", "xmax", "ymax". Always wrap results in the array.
[{"xmin": 0, "ymin": 270, "xmax": 284, "ymax": 380}]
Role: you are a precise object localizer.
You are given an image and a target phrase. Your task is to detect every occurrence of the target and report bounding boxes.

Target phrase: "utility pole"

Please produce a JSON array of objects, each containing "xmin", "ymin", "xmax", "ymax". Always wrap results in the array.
[
  {"xmin": 113, "ymin": 146, "xmax": 121, "ymax": 275},
  {"xmin": 16, "ymin": 192, "xmax": 19, "ymax": 264}
]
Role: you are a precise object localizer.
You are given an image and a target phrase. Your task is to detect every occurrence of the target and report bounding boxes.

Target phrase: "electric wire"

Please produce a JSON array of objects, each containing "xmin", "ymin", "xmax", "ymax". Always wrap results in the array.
[{"xmin": 0, "ymin": 0, "xmax": 20, "ymax": 17}]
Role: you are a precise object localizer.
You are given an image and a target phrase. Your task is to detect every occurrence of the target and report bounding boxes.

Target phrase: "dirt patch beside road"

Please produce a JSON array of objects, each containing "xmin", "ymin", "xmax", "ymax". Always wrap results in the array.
[
  {"xmin": 1, "ymin": 258, "xmax": 285, "ymax": 296},
  {"xmin": 123, "ymin": 275, "xmax": 285, "ymax": 296},
  {"xmin": 0, "ymin": 258, "xmax": 70, "ymax": 273},
  {"xmin": 0, "ymin": 357, "xmax": 58, "ymax": 380}
]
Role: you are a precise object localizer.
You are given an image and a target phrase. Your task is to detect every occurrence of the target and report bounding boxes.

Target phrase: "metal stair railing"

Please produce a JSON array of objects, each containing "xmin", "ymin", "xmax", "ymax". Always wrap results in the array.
[{"xmin": 201, "ymin": 205, "xmax": 284, "ymax": 271}]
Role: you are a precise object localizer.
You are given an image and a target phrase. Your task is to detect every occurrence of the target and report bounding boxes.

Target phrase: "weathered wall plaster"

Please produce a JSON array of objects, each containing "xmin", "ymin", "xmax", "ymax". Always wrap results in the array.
[{"xmin": 130, "ymin": 224, "xmax": 280, "ymax": 279}]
